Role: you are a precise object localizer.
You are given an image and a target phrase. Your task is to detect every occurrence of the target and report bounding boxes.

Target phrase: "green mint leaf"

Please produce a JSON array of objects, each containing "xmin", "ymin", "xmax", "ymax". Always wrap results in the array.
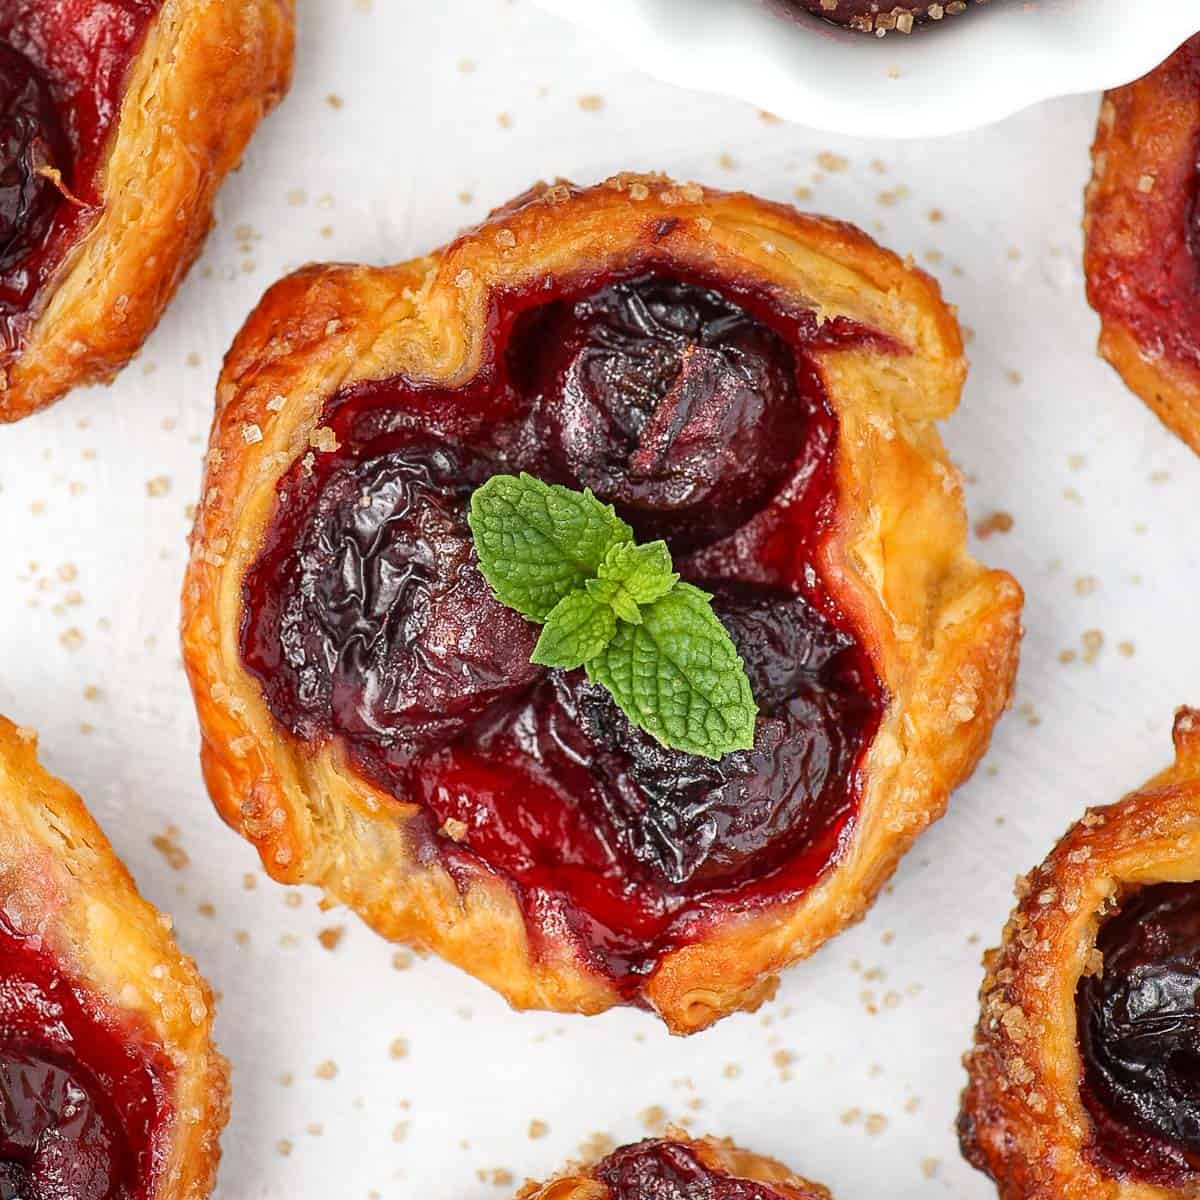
[
  {"xmin": 585, "ymin": 582, "xmax": 757, "ymax": 760},
  {"xmin": 468, "ymin": 473, "xmax": 633, "ymax": 620},
  {"xmin": 531, "ymin": 590, "xmax": 617, "ymax": 669},
  {"xmin": 596, "ymin": 540, "xmax": 679, "ymax": 608},
  {"xmin": 585, "ymin": 577, "xmax": 643, "ymax": 625}
]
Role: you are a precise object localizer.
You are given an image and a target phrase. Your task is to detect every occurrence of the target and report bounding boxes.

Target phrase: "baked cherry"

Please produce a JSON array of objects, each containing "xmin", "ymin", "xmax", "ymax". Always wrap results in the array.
[
  {"xmin": 0, "ymin": 919, "xmax": 168, "ymax": 1200},
  {"xmin": 1077, "ymin": 882, "xmax": 1200, "ymax": 1183},
  {"xmin": 243, "ymin": 439, "xmax": 541, "ymax": 767},
  {"xmin": 0, "ymin": 43, "xmax": 67, "ymax": 278},
  {"xmin": 511, "ymin": 274, "xmax": 809, "ymax": 550},
  {"xmin": 595, "ymin": 1139, "xmax": 787, "ymax": 1200},
  {"xmin": 242, "ymin": 268, "xmax": 885, "ymax": 991}
]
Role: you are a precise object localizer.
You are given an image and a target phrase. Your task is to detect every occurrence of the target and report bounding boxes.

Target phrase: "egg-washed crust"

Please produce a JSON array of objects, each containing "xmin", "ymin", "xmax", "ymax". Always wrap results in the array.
[
  {"xmin": 959, "ymin": 708, "xmax": 1200, "ymax": 1200},
  {"xmin": 0, "ymin": 0, "xmax": 295, "ymax": 423},
  {"xmin": 514, "ymin": 1132, "xmax": 832, "ymax": 1200},
  {"xmin": 181, "ymin": 174, "xmax": 1023, "ymax": 1034},
  {"xmin": 1083, "ymin": 35, "xmax": 1200, "ymax": 456},
  {"xmin": 0, "ymin": 715, "xmax": 229, "ymax": 1199}
]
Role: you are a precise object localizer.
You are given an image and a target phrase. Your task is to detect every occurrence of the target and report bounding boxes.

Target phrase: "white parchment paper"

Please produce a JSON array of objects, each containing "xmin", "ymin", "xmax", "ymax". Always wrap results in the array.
[{"xmin": 0, "ymin": 3, "xmax": 1198, "ymax": 1197}]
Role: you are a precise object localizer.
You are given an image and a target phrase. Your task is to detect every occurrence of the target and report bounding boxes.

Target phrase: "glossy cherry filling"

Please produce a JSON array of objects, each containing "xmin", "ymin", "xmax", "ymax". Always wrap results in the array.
[
  {"xmin": 241, "ymin": 268, "xmax": 887, "ymax": 990},
  {"xmin": 0, "ymin": 1, "xmax": 161, "ymax": 359},
  {"xmin": 594, "ymin": 1140, "xmax": 787, "ymax": 1200},
  {"xmin": 0, "ymin": 918, "xmax": 171, "ymax": 1199},
  {"xmin": 1077, "ymin": 882, "xmax": 1200, "ymax": 1185}
]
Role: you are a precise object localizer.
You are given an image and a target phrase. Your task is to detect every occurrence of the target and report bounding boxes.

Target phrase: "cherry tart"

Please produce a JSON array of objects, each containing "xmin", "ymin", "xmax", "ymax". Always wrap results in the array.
[
  {"xmin": 959, "ymin": 709, "xmax": 1200, "ymax": 1199},
  {"xmin": 0, "ymin": 715, "xmax": 228, "ymax": 1199},
  {"xmin": 1084, "ymin": 35, "xmax": 1200, "ymax": 456},
  {"xmin": 783, "ymin": 1, "xmax": 991, "ymax": 35},
  {"xmin": 0, "ymin": 0, "xmax": 294, "ymax": 423},
  {"xmin": 181, "ymin": 174, "xmax": 1023, "ymax": 1034},
  {"xmin": 515, "ymin": 1134, "xmax": 831, "ymax": 1200}
]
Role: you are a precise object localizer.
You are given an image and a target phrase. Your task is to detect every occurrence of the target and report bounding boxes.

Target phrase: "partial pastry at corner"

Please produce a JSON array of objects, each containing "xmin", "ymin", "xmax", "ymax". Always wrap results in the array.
[
  {"xmin": 0, "ymin": 716, "xmax": 228, "ymax": 1198},
  {"xmin": 0, "ymin": 0, "xmax": 294, "ymax": 423},
  {"xmin": 515, "ymin": 1133, "xmax": 831, "ymax": 1200},
  {"xmin": 960, "ymin": 708, "xmax": 1200, "ymax": 1199},
  {"xmin": 1084, "ymin": 34, "xmax": 1200, "ymax": 456},
  {"xmin": 181, "ymin": 173, "xmax": 1023, "ymax": 1034}
]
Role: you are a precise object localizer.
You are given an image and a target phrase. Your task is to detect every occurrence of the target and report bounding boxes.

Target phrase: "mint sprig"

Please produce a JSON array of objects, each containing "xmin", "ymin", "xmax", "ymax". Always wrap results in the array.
[{"xmin": 468, "ymin": 473, "xmax": 757, "ymax": 760}]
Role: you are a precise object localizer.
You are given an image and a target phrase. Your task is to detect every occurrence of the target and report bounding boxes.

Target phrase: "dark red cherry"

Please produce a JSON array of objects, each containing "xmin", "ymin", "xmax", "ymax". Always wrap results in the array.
[
  {"xmin": 1078, "ymin": 882, "xmax": 1200, "ymax": 1184},
  {"xmin": 595, "ymin": 1140, "xmax": 786, "ymax": 1200},
  {"xmin": 243, "ymin": 440, "xmax": 541, "ymax": 767},
  {"xmin": 0, "ymin": 43, "xmax": 67, "ymax": 274},
  {"xmin": 511, "ymin": 274, "xmax": 809, "ymax": 550}
]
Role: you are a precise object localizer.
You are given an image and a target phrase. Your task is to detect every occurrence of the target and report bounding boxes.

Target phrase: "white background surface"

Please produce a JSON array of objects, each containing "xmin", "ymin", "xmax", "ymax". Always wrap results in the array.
[{"xmin": 1, "ymin": 3, "xmax": 1199, "ymax": 1198}]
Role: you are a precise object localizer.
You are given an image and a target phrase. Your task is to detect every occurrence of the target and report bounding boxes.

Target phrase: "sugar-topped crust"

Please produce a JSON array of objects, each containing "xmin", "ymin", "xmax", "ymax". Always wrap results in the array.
[
  {"xmin": 1083, "ymin": 36, "xmax": 1200, "ymax": 456},
  {"xmin": 0, "ymin": 0, "xmax": 294, "ymax": 422},
  {"xmin": 0, "ymin": 715, "xmax": 229, "ymax": 1199},
  {"xmin": 515, "ymin": 1132, "xmax": 831, "ymax": 1200},
  {"xmin": 181, "ymin": 174, "xmax": 1024, "ymax": 1033},
  {"xmin": 959, "ymin": 707, "xmax": 1200, "ymax": 1200}
]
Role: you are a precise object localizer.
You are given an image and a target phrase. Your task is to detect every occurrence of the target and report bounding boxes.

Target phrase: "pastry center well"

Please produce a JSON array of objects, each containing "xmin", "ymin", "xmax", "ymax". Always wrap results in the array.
[{"xmin": 241, "ymin": 269, "xmax": 886, "ymax": 990}]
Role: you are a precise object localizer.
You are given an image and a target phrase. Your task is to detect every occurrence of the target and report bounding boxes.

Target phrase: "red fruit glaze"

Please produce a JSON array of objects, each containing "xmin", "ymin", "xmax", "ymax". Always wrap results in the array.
[
  {"xmin": 0, "ymin": 1, "xmax": 161, "ymax": 361},
  {"xmin": 595, "ymin": 1140, "xmax": 787, "ymax": 1200},
  {"xmin": 241, "ymin": 267, "xmax": 888, "ymax": 993},
  {"xmin": 0, "ymin": 917, "xmax": 172, "ymax": 1199}
]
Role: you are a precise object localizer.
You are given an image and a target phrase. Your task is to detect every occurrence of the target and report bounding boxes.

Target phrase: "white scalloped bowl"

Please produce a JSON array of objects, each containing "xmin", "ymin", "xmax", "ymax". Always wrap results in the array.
[{"xmin": 531, "ymin": 0, "xmax": 1199, "ymax": 139}]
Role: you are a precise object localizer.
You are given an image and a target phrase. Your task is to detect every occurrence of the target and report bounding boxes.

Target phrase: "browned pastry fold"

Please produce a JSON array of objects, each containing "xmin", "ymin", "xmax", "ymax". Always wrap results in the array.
[
  {"xmin": 0, "ymin": 0, "xmax": 294, "ymax": 422},
  {"xmin": 960, "ymin": 708, "xmax": 1200, "ymax": 1200},
  {"xmin": 182, "ymin": 174, "xmax": 1023, "ymax": 1033}
]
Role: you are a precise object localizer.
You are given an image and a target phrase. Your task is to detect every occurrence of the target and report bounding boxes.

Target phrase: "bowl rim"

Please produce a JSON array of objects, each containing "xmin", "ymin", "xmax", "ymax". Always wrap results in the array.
[{"xmin": 530, "ymin": 0, "xmax": 1200, "ymax": 139}]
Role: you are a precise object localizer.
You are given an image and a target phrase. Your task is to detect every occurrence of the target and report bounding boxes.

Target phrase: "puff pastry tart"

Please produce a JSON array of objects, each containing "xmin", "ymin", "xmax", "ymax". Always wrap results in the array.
[
  {"xmin": 0, "ymin": 716, "xmax": 228, "ymax": 1198},
  {"xmin": 1084, "ymin": 35, "xmax": 1200, "ymax": 455},
  {"xmin": 181, "ymin": 174, "xmax": 1023, "ymax": 1033},
  {"xmin": 0, "ymin": 0, "xmax": 294, "ymax": 423},
  {"xmin": 960, "ymin": 708, "xmax": 1200, "ymax": 1199},
  {"xmin": 515, "ymin": 1133, "xmax": 831, "ymax": 1200}
]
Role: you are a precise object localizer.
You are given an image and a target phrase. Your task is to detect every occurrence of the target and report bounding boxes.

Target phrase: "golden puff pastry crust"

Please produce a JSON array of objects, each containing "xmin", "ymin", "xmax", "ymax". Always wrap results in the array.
[
  {"xmin": 959, "ymin": 708, "xmax": 1200, "ymax": 1200},
  {"xmin": 181, "ymin": 174, "xmax": 1023, "ymax": 1034},
  {"xmin": 515, "ymin": 1133, "xmax": 831, "ymax": 1200},
  {"xmin": 1083, "ymin": 35, "xmax": 1200, "ymax": 455},
  {"xmin": 0, "ymin": 715, "xmax": 229, "ymax": 1198},
  {"xmin": 0, "ymin": 0, "xmax": 294, "ymax": 423}
]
